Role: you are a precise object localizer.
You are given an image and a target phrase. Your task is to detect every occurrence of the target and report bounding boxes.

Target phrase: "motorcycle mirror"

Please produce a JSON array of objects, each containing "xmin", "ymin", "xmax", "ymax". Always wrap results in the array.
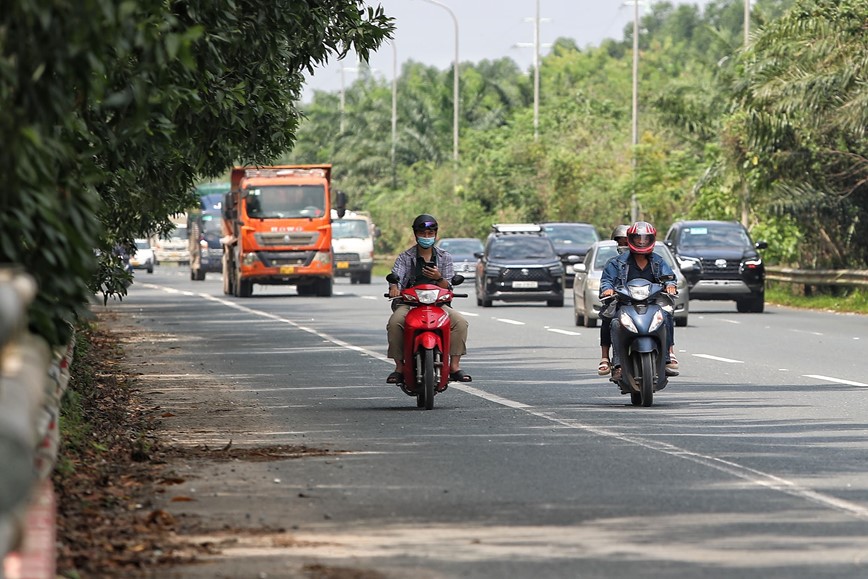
[
  {"xmin": 386, "ymin": 273, "xmax": 399, "ymax": 284},
  {"xmin": 451, "ymin": 274, "xmax": 465, "ymax": 286}
]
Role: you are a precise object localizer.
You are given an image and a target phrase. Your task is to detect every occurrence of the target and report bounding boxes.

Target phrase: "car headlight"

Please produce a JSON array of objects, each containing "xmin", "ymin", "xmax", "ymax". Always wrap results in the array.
[
  {"xmin": 587, "ymin": 278, "xmax": 600, "ymax": 291},
  {"xmin": 742, "ymin": 258, "xmax": 762, "ymax": 270}
]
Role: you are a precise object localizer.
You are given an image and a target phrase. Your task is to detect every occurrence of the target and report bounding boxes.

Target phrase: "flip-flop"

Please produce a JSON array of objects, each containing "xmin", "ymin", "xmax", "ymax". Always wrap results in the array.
[
  {"xmin": 386, "ymin": 371, "xmax": 404, "ymax": 384},
  {"xmin": 449, "ymin": 370, "xmax": 472, "ymax": 382}
]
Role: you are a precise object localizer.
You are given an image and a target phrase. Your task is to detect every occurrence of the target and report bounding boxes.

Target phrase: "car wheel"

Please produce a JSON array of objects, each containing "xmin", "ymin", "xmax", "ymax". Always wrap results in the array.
[
  {"xmin": 547, "ymin": 299, "xmax": 564, "ymax": 307},
  {"xmin": 675, "ymin": 315, "xmax": 688, "ymax": 327},
  {"xmin": 736, "ymin": 292, "xmax": 764, "ymax": 313},
  {"xmin": 574, "ymin": 310, "xmax": 583, "ymax": 326},
  {"xmin": 583, "ymin": 313, "xmax": 597, "ymax": 328}
]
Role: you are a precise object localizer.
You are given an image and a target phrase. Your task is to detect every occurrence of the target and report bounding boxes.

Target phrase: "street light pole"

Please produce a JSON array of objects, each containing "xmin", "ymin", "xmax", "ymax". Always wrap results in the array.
[
  {"xmin": 630, "ymin": 0, "xmax": 640, "ymax": 222},
  {"xmin": 515, "ymin": 4, "xmax": 550, "ymax": 141},
  {"xmin": 741, "ymin": 0, "xmax": 751, "ymax": 226},
  {"xmin": 339, "ymin": 66, "xmax": 360, "ymax": 133},
  {"xmin": 391, "ymin": 40, "xmax": 398, "ymax": 188},
  {"xmin": 533, "ymin": 0, "xmax": 540, "ymax": 140},
  {"xmin": 418, "ymin": 0, "xmax": 459, "ymax": 162}
]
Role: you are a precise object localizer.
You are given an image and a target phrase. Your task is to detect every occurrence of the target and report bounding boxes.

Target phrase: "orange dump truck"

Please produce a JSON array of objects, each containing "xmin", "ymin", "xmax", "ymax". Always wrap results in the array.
[{"xmin": 221, "ymin": 165, "xmax": 346, "ymax": 297}]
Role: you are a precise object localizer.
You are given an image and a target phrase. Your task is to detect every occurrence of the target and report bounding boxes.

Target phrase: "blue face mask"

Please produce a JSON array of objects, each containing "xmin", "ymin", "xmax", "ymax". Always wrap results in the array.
[{"xmin": 416, "ymin": 236, "xmax": 436, "ymax": 249}]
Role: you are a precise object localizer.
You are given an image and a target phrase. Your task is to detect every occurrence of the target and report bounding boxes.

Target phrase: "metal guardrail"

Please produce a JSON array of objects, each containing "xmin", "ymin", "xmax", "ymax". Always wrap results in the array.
[
  {"xmin": 1, "ymin": 268, "xmax": 72, "ymax": 579},
  {"xmin": 765, "ymin": 266, "xmax": 868, "ymax": 287}
]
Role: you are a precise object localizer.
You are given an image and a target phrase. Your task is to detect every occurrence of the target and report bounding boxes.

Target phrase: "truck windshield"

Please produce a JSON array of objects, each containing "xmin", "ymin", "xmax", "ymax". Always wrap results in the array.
[
  {"xmin": 332, "ymin": 220, "xmax": 369, "ymax": 239},
  {"xmin": 246, "ymin": 185, "xmax": 326, "ymax": 218}
]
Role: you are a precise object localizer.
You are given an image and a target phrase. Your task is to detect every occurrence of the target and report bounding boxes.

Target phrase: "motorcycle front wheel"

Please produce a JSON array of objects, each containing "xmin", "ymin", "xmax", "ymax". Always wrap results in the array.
[
  {"xmin": 639, "ymin": 352, "xmax": 654, "ymax": 407},
  {"xmin": 421, "ymin": 349, "xmax": 435, "ymax": 410}
]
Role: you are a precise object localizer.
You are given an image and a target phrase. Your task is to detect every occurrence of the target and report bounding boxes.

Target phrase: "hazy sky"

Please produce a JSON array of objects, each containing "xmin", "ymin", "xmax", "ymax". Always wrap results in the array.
[{"xmin": 302, "ymin": 0, "xmax": 714, "ymax": 102}]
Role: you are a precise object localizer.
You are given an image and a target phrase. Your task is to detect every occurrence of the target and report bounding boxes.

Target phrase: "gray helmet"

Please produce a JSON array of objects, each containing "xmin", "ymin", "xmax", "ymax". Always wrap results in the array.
[{"xmin": 611, "ymin": 224, "xmax": 629, "ymax": 241}]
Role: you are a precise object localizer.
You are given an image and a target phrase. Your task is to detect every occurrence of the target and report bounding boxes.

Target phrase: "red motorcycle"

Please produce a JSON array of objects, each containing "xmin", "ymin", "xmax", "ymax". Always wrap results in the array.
[{"xmin": 386, "ymin": 274, "xmax": 467, "ymax": 409}]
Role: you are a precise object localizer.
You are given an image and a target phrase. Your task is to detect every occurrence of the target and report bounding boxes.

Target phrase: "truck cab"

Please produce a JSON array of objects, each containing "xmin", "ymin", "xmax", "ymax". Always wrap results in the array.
[{"xmin": 331, "ymin": 210, "xmax": 378, "ymax": 284}]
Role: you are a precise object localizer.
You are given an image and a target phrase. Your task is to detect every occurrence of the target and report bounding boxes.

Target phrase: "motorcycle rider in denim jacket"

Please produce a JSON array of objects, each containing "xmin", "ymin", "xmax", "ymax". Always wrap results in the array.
[{"xmin": 600, "ymin": 221, "xmax": 678, "ymax": 379}]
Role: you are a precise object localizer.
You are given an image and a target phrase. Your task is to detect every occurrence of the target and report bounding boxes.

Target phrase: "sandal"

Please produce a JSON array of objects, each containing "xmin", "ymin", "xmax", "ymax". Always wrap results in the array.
[
  {"xmin": 666, "ymin": 354, "xmax": 679, "ymax": 370},
  {"xmin": 449, "ymin": 369, "xmax": 472, "ymax": 383},
  {"xmin": 597, "ymin": 358, "xmax": 611, "ymax": 376},
  {"xmin": 386, "ymin": 371, "xmax": 404, "ymax": 385},
  {"xmin": 609, "ymin": 366, "xmax": 622, "ymax": 383}
]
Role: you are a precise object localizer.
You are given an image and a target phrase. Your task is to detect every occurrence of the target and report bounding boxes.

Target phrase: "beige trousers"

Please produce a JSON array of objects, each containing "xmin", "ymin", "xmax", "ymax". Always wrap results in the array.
[{"xmin": 387, "ymin": 304, "xmax": 469, "ymax": 361}]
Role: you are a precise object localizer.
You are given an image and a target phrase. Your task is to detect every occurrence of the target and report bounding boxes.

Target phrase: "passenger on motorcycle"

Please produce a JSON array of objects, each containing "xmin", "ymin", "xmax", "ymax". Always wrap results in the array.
[
  {"xmin": 600, "ymin": 221, "xmax": 678, "ymax": 382},
  {"xmin": 598, "ymin": 225, "xmax": 629, "ymax": 376},
  {"xmin": 386, "ymin": 214, "xmax": 471, "ymax": 385}
]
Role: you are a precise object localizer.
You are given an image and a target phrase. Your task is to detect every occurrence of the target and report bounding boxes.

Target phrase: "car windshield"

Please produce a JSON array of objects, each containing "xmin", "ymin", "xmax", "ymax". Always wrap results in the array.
[
  {"xmin": 439, "ymin": 239, "xmax": 483, "ymax": 254},
  {"xmin": 593, "ymin": 245, "xmax": 619, "ymax": 269},
  {"xmin": 135, "ymin": 239, "xmax": 151, "ymax": 250},
  {"xmin": 679, "ymin": 225, "xmax": 751, "ymax": 249},
  {"xmin": 332, "ymin": 219, "xmax": 369, "ymax": 239},
  {"xmin": 543, "ymin": 225, "xmax": 598, "ymax": 245},
  {"xmin": 245, "ymin": 185, "xmax": 325, "ymax": 218},
  {"xmin": 490, "ymin": 237, "xmax": 556, "ymax": 259}
]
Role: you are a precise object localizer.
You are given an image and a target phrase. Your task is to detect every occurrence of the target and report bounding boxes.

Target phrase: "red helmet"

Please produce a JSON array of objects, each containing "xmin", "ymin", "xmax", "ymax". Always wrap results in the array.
[{"xmin": 626, "ymin": 221, "xmax": 656, "ymax": 254}]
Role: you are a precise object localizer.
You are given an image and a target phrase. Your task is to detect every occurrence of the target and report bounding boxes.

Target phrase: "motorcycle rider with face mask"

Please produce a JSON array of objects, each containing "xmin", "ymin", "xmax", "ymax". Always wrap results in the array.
[{"xmin": 386, "ymin": 214, "xmax": 471, "ymax": 385}]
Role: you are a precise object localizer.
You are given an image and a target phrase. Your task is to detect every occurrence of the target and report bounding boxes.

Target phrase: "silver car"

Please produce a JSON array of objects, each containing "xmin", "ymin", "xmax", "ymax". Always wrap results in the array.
[
  {"xmin": 572, "ymin": 240, "xmax": 690, "ymax": 327},
  {"xmin": 437, "ymin": 237, "xmax": 484, "ymax": 280}
]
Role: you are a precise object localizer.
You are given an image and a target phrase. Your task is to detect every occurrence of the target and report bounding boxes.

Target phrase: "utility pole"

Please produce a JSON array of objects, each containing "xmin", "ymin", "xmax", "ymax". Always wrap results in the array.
[{"xmin": 515, "ymin": 0, "xmax": 551, "ymax": 141}]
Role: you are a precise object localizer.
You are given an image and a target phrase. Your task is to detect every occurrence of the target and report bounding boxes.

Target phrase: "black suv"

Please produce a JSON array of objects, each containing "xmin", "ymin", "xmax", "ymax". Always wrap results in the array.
[
  {"xmin": 664, "ymin": 220, "xmax": 768, "ymax": 313},
  {"xmin": 474, "ymin": 224, "xmax": 567, "ymax": 307},
  {"xmin": 540, "ymin": 222, "xmax": 600, "ymax": 288}
]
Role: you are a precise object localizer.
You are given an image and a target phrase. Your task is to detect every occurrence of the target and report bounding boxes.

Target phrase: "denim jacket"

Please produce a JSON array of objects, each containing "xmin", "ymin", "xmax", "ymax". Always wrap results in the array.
[{"xmin": 599, "ymin": 252, "xmax": 676, "ymax": 296}]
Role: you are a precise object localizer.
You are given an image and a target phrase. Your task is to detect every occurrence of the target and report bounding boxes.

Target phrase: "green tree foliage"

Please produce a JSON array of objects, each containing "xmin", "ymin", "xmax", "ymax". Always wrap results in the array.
[
  {"xmin": 725, "ymin": 0, "xmax": 868, "ymax": 267},
  {"xmin": 0, "ymin": 0, "xmax": 392, "ymax": 345}
]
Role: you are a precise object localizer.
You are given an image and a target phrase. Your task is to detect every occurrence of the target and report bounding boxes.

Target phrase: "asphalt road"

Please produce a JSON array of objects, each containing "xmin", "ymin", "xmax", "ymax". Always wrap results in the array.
[{"xmin": 102, "ymin": 266, "xmax": 868, "ymax": 578}]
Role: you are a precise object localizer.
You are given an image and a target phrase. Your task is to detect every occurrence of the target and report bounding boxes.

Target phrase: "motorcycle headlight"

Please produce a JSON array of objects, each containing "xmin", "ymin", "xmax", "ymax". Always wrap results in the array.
[
  {"xmin": 415, "ymin": 289, "xmax": 439, "ymax": 304},
  {"xmin": 648, "ymin": 310, "xmax": 665, "ymax": 332},
  {"xmin": 628, "ymin": 284, "xmax": 650, "ymax": 300},
  {"xmin": 619, "ymin": 312, "xmax": 638, "ymax": 333}
]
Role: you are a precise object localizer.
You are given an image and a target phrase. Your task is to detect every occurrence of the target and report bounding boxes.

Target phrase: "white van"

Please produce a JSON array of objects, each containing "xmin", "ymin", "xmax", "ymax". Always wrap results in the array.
[{"xmin": 331, "ymin": 210, "xmax": 377, "ymax": 284}]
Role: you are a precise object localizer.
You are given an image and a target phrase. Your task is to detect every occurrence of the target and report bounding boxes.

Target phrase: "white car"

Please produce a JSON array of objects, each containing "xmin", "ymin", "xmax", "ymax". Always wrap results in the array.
[{"xmin": 129, "ymin": 239, "xmax": 154, "ymax": 274}]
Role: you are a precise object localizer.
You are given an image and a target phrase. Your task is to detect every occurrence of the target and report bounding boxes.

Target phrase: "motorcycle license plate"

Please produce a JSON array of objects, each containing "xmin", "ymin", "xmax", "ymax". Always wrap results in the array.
[
  {"xmin": 280, "ymin": 266, "xmax": 296, "ymax": 274},
  {"xmin": 336, "ymin": 261, "xmax": 350, "ymax": 269},
  {"xmin": 512, "ymin": 281, "xmax": 538, "ymax": 289}
]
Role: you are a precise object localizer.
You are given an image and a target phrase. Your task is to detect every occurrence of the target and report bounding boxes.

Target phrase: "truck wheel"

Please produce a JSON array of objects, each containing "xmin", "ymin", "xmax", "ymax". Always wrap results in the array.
[
  {"xmin": 359, "ymin": 271, "xmax": 372, "ymax": 284},
  {"xmin": 316, "ymin": 278, "xmax": 333, "ymax": 297},
  {"xmin": 238, "ymin": 279, "xmax": 253, "ymax": 297}
]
